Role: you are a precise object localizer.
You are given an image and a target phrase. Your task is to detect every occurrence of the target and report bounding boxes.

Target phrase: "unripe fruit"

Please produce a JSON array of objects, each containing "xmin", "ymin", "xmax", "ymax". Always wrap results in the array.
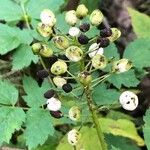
[
  {"xmin": 78, "ymin": 72, "xmax": 92, "ymax": 86},
  {"xmin": 37, "ymin": 23, "xmax": 53, "ymax": 37},
  {"xmin": 90, "ymin": 9, "xmax": 103, "ymax": 26},
  {"xmin": 100, "ymin": 28, "xmax": 112, "ymax": 37},
  {"xmin": 53, "ymin": 36, "xmax": 69, "ymax": 50},
  {"xmin": 76, "ymin": 4, "xmax": 88, "ymax": 18},
  {"xmin": 112, "ymin": 58, "xmax": 132, "ymax": 73},
  {"xmin": 40, "ymin": 9, "xmax": 56, "ymax": 26},
  {"xmin": 44, "ymin": 89, "xmax": 55, "ymax": 99},
  {"xmin": 53, "ymin": 77, "xmax": 67, "ymax": 88},
  {"xmin": 79, "ymin": 23, "xmax": 90, "ymax": 32},
  {"xmin": 65, "ymin": 46, "xmax": 83, "ymax": 62},
  {"xmin": 119, "ymin": 91, "xmax": 138, "ymax": 111},
  {"xmin": 69, "ymin": 106, "xmax": 81, "ymax": 121},
  {"xmin": 108, "ymin": 28, "xmax": 121, "ymax": 42},
  {"xmin": 50, "ymin": 110, "xmax": 63, "ymax": 119},
  {"xmin": 69, "ymin": 27, "xmax": 80, "ymax": 37},
  {"xmin": 47, "ymin": 97, "xmax": 61, "ymax": 111},
  {"xmin": 67, "ymin": 129, "xmax": 81, "ymax": 145},
  {"xmin": 31, "ymin": 43, "xmax": 42, "ymax": 54},
  {"xmin": 51, "ymin": 60, "xmax": 67, "ymax": 75},
  {"xmin": 97, "ymin": 37, "xmax": 110, "ymax": 47},
  {"xmin": 62, "ymin": 83, "xmax": 72, "ymax": 93},
  {"xmin": 65, "ymin": 10, "xmax": 78, "ymax": 26},
  {"xmin": 39, "ymin": 44, "xmax": 53, "ymax": 57},
  {"xmin": 91, "ymin": 54, "xmax": 107, "ymax": 69},
  {"xmin": 78, "ymin": 34, "xmax": 89, "ymax": 45},
  {"xmin": 37, "ymin": 69, "xmax": 49, "ymax": 79},
  {"xmin": 88, "ymin": 43, "xmax": 104, "ymax": 58}
]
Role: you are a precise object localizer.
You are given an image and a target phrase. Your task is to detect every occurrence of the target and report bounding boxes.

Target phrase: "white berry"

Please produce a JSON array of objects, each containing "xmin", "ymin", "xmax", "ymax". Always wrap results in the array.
[
  {"xmin": 69, "ymin": 27, "xmax": 80, "ymax": 37},
  {"xmin": 65, "ymin": 10, "xmax": 78, "ymax": 26},
  {"xmin": 88, "ymin": 43, "xmax": 104, "ymax": 58},
  {"xmin": 119, "ymin": 91, "xmax": 138, "ymax": 111},
  {"xmin": 40, "ymin": 9, "xmax": 56, "ymax": 26},
  {"xmin": 53, "ymin": 77, "xmax": 67, "ymax": 88},
  {"xmin": 67, "ymin": 129, "xmax": 81, "ymax": 145},
  {"xmin": 47, "ymin": 97, "xmax": 61, "ymax": 111},
  {"xmin": 69, "ymin": 106, "xmax": 81, "ymax": 121}
]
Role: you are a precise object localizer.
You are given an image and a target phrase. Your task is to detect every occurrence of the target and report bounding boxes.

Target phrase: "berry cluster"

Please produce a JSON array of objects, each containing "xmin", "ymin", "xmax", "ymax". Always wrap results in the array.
[{"xmin": 31, "ymin": 4, "xmax": 138, "ymax": 146}]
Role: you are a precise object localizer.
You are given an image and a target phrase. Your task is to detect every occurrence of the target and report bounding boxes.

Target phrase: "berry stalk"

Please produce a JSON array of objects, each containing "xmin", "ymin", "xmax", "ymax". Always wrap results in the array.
[{"xmin": 85, "ymin": 86, "xmax": 107, "ymax": 150}]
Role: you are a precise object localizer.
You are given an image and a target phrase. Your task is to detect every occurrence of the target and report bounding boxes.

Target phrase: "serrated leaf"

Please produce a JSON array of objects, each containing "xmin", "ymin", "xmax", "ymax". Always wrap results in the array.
[
  {"xmin": 0, "ymin": 80, "xmax": 18, "ymax": 105},
  {"xmin": 0, "ymin": 24, "xmax": 33, "ymax": 55},
  {"xmin": 22, "ymin": 76, "xmax": 51, "ymax": 107},
  {"xmin": 12, "ymin": 44, "xmax": 38, "ymax": 70},
  {"xmin": 100, "ymin": 118, "xmax": 144, "ymax": 146},
  {"xmin": 124, "ymin": 38, "xmax": 150, "ymax": 69},
  {"xmin": 24, "ymin": 108, "xmax": 54, "ymax": 150},
  {"xmin": 57, "ymin": 126, "xmax": 102, "ymax": 150},
  {"xmin": 106, "ymin": 135, "xmax": 140, "ymax": 150},
  {"xmin": 107, "ymin": 70, "xmax": 139, "ymax": 89},
  {"xmin": 93, "ymin": 83, "xmax": 120, "ymax": 105},
  {"xmin": 0, "ymin": 0, "xmax": 22, "ymax": 22},
  {"xmin": 128, "ymin": 8, "xmax": 150, "ymax": 38},
  {"xmin": 56, "ymin": 13, "xmax": 70, "ymax": 34},
  {"xmin": 143, "ymin": 109, "xmax": 150, "ymax": 150},
  {"xmin": 0, "ymin": 107, "xmax": 25, "ymax": 145},
  {"xmin": 26, "ymin": 0, "xmax": 64, "ymax": 19},
  {"xmin": 104, "ymin": 43, "xmax": 120, "ymax": 60}
]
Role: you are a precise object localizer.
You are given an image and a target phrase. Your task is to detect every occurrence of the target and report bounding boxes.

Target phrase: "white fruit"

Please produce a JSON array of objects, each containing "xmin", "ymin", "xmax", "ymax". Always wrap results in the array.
[
  {"xmin": 88, "ymin": 43, "xmax": 104, "ymax": 58},
  {"xmin": 65, "ymin": 10, "xmax": 77, "ymax": 26},
  {"xmin": 69, "ymin": 27, "xmax": 80, "ymax": 37},
  {"xmin": 69, "ymin": 106, "xmax": 81, "ymax": 121},
  {"xmin": 67, "ymin": 129, "xmax": 81, "ymax": 145},
  {"xmin": 40, "ymin": 9, "xmax": 56, "ymax": 26},
  {"xmin": 47, "ymin": 97, "xmax": 61, "ymax": 111},
  {"xmin": 119, "ymin": 91, "xmax": 138, "ymax": 111},
  {"xmin": 53, "ymin": 77, "xmax": 67, "ymax": 88}
]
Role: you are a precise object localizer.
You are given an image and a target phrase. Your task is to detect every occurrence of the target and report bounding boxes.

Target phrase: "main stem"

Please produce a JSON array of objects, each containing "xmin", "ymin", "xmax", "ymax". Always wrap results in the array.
[{"xmin": 85, "ymin": 86, "xmax": 107, "ymax": 150}]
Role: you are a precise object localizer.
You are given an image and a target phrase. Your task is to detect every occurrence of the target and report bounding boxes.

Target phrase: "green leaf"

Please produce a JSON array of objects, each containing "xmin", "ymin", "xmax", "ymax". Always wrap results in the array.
[
  {"xmin": 56, "ymin": 13, "xmax": 70, "ymax": 34},
  {"xmin": 128, "ymin": 8, "xmax": 150, "ymax": 38},
  {"xmin": 22, "ymin": 76, "xmax": 50, "ymax": 107},
  {"xmin": 26, "ymin": 0, "xmax": 64, "ymax": 19},
  {"xmin": 104, "ymin": 43, "xmax": 120, "ymax": 60},
  {"xmin": 80, "ymin": 0, "xmax": 100, "ymax": 12},
  {"xmin": 93, "ymin": 83, "xmax": 120, "ymax": 105},
  {"xmin": 57, "ymin": 126, "xmax": 102, "ymax": 150},
  {"xmin": 24, "ymin": 108, "xmax": 54, "ymax": 150},
  {"xmin": 107, "ymin": 70, "xmax": 139, "ymax": 89},
  {"xmin": 124, "ymin": 38, "xmax": 150, "ymax": 69},
  {"xmin": 0, "ymin": 0, "xmax": 22, "ymax": 22},
  {"xmin": 106, "ymin": 135, "xmax": 140, "ymax": 150},
  {"xmin": 143, "ymin": 109, "xmax": 150, "ymax": 150},
  {"xmin": 100, "ymin": 118, "xmax": 145, "ymax": 146},
  {"xmin": 12, "ymin": 44, "xmax": 38, "ymax": 70},
  {"xmin": 0, "ymin": 107, "xmax": 26, "ymax": 145},
  {"xmin": 0, "ymin": 80, "xmax": 18, "ymax": 105},
  {"xmin": 111, "ymin": 146, "xmax": 120, "ymax": 150},
  {"xmin": 0, "ymin": 24, "xmax": 33, "ymax": 55}
]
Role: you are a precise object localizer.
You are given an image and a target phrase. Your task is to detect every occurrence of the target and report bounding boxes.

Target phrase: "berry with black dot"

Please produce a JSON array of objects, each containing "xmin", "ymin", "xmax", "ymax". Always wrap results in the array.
[
  {"xmin": 100, "ymin": 28, "xmax": 112, "ymax": 37},
  {"xmin": 62, "ymin": 83, "xmax": 72, "ymax": 93},
  {"xmin": 44, "ymin": 89, "xmax": 55, "ymax": 99},
  {"xmin": 78, "ymin": 34, "xmax": 89, "ymax": 45},
  {"xmin": 97, "ymin": 37, "xmax": 110, "ymax": 48},
  {"xmin": 37, "ymin": 69, "xmax": 49, "ymax": 79},
  {"xmin": 50, "ymin": 110, "xmax": 63, "ymax": 119},
  {"xmin": 79, "ymin": 23, "xmax": 90, "ymax": 32}
]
